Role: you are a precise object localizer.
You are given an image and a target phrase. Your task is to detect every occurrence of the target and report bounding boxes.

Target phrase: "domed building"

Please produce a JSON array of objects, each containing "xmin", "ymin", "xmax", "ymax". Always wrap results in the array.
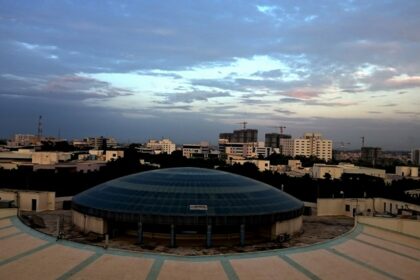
[{"xmin": 72, "ymin": 167, "xmax": 303, "ymax": 246}]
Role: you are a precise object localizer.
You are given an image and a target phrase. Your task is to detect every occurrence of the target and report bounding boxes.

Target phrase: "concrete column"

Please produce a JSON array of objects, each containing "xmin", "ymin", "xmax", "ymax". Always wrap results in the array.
[
  {"xmin": 240, "ymin": 224, "xmax": 245, "ymax": 246},
  {"xmin": 170, "ymin": 224, "xmax": 176, "ymax": 248},
  {"xmin": 206, "ymin": 224, "xmax": 212, "ymax": 248},
  {"xmin": 137, "ymin": 222, "xmax": 143, "ymax": 244}
]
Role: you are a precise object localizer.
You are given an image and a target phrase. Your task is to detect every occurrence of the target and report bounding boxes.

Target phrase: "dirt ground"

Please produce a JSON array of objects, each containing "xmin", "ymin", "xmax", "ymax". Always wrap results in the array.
[{"xmin": 22, "ymin": 211, "xmax": 354, "ymax": 256}]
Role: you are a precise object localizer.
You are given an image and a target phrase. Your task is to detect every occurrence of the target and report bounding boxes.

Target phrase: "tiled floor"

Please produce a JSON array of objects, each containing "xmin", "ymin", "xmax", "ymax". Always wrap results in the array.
[{"xmin": 0, "ymin": 216, "xmax": 419, "ymax": 280}]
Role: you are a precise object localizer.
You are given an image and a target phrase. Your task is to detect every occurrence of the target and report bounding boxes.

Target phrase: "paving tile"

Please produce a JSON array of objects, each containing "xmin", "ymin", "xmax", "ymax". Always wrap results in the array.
[
  {"xmin": 333, "ymin": 239, "xmax": 420, "ymax": 279},
  {"xmin": 0, "ymin": 233, "xmax": 47, "ymax": 260},
  {"xmin": 0, "ymin": 244, "xmax": 94, "ymax": 280},
  {"xmin": 158, "ymin": 260, "xmax": 228, "ymax": 280},
  {"xmin": 356, "ymin": 233, "xmax": 420, "ymax": 260},
  {"xmin": 289, "ymin": 249, "xmax": 388, "ymax": 280},
  {"xmin": 70, "ymin": 254, "xmax": 154, "ymax": 280},
  {"xmin": 363, "ymin": 226, "xmax": 420, "ymax": 249},
  {"xmin": 230, "ymin": 256, "xmax": 308, "ymax": 280},
  {"xmin": 0, "ymin": 226, "xmax": 19, "ymax": 238},
  {"xmin": 0, "ymin": 219, "xmax": 12, "ymax": 228}
]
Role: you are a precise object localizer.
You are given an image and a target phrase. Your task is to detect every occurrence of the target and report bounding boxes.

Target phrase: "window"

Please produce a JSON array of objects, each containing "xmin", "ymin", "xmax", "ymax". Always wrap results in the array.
[{"xmin": 345, "ymin": 204, "xmax": 350, "ymax": 211}]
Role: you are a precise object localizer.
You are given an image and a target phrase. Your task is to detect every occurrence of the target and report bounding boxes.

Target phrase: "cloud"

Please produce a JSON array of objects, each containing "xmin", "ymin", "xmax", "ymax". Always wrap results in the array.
[
  {"xmin": 251, "ymin": 69, "xmax": 283, "ymax": 78},
  {"xmin": 0, "ymin": 74, "xmax": 134, "ymax": 101},
  {"xmin": 156, "ymin": 90, "xmax": 231, "ymax": 104},
  {"xmin": 284, "ymin": 88, "xmax": 321, "ymax": 100},
  {"xmin": 274, "ymin": 108, "xmax": 295, "ymax": 115}
]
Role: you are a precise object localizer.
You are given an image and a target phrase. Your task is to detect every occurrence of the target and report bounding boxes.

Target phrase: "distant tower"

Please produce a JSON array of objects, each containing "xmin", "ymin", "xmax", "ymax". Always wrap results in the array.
[{"xmin": 37, "ymin": 115, "xmax": 43, "ymax": 141}]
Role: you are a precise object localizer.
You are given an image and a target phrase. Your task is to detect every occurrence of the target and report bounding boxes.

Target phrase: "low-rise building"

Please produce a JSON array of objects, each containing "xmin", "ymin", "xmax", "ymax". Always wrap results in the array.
[
  {"xmin": 312, "ymin": 163, "xmax": 386, "ymax": 179},
  {"xmin": 145, "ymin": 139, "xmax": 176, "ymax": 154},
  {"xmin": 0, "ymin": 189, "xmax": 55, "ymax": 212},
  {"xmin": 229, "ymin": 159, "xmax": 270, "ymax": 171},
  {"xmin": 182, "ymin": 142, "xmax": 209, "ymax": 159},
  {"xmin": 32, "ymin": 152, "xmax": 72, "ymax": 165},
  {"xmin": 396, "ymin": 166, "xmax": 418, "ymax": 177},
  {"xmin": 105, "ymin": 150, "xmax": 124, "ymax": 162},
  {"xmin": 317, "ymin": 197, "xmax": 420, "ymax": 217}
]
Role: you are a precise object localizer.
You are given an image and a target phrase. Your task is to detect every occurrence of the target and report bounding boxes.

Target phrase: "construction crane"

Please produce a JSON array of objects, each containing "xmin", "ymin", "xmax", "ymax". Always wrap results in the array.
[
  {"xmin": 237, "ymin": 121, "xmax": 248, "ymax": 129},
  {"xmin": 271, "ymin": 126, "xmax": 286, "ymax": 134}
]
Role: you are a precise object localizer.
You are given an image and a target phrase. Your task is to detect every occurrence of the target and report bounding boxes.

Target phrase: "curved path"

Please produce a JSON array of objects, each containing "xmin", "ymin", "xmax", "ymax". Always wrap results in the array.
[{"xmin": 0, "ymin": 216, "xmax": 419, "ymax": 279}]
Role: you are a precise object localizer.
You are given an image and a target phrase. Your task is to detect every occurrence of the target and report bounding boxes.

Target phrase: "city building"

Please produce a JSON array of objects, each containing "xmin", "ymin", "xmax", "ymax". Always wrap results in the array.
[
  {"xmin": 317, "ymin": 197, "xmax": 420, "ymax": 217},
  {"xmin": 412, "ymin": 149, "xmax": 420, "ymax": 165},
  {"xmin": 265, "ymin": 133, "xmax": 291, "ymax": 154},
  {"xmin": 280, "ymin": 132, "xmax": 333, "ymax": 161},
  {"xmin": 228, "ymin": 159, "xmax": 270, "ymax": 171},
  {"xmin": 361, "ymin": 147, "xmax": 382, "ymax": 166},
  {"xmin": 182, "ymin": 142, "xmax": 209, "ymax": 159},
  {"xmin": 395, "ymin": 166, "xmax": 419, "ymax": 177},
  {"xmin": 219, "ymin": 129, "xmax": 258, "ymax": 143},
  {"xmin": 0, "ymin": 189, "xmax": 55, "ymax": 212},
  {"xmin": 32, "ymin": 152, "xmax": 72, "ymax": 165},
  {"xmin": 312, "ymin": 163, "xmax": 386, "ymax": 179},
  {"xmin": 145, "ymin": 138, "xmax": 176, "ymax": 154},
  {"xmin": 7, "ymin": 134, "xmax": 39, "ymax": 147},
  {"xmin": 105, "ymin": 150, "xmax": 125, "ymax": 162},
  {"xmin": 72, "ymin": 167, "xmax": 304, "ymax": 246},
  {"xmin": 218, "ymin": 128, "xmax": 260, "ymax": 159}
]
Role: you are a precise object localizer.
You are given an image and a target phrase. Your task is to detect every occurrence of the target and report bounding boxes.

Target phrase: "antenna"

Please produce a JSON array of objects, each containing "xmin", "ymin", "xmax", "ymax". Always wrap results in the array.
[
  {"xmin": 238, "ymin": 121, "xmax": 248, "ymax": 129},
  {"xmin": 37, "ymin": 115, "xmax": 43, "ymax": 141}
]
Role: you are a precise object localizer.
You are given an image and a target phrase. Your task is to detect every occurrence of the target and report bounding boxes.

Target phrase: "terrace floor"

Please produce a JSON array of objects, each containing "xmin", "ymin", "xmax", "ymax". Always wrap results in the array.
[{"xmin": 0, "ymin": 216, "xmax": 419, "ymax": 279}]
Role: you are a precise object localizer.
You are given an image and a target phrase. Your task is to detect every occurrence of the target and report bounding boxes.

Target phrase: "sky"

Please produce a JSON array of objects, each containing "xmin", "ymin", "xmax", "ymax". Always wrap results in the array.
[{"xmin": 0, "ymin": 0, "xmax": 419, "ymax": 149}]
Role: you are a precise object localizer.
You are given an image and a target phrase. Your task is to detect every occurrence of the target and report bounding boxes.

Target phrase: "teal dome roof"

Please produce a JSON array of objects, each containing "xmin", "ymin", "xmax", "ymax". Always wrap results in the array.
[{"xmin": 72, "ymin": 167, "xmax": 303, "ymax": 225}]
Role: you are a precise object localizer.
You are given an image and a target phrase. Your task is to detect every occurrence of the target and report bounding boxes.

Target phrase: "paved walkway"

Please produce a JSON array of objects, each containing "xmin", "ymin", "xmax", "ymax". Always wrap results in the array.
[{"xmin": 0, "ymin": 216, "xmax": 419, "ymax": 279}]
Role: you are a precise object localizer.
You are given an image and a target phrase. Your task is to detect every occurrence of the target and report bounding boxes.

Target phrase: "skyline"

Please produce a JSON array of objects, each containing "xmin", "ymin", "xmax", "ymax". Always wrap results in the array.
[{"xmin": 1, "ymin": 1, "xmax": 420, "ymax": 149}]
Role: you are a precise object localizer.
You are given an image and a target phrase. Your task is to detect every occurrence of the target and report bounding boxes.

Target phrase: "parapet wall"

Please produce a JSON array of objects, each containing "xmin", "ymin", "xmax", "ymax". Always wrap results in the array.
[{"xmin": 357, "ymin": 216, "xmax": 420, "ymax": 238}]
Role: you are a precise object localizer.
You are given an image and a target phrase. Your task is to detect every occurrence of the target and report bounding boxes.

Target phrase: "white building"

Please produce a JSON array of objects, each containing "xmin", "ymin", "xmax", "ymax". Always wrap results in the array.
[
  {"xmin": 105, "ymin": 150, "xmax": 124, "ymax": 162},
  {"xmin": 280, "ymin": 132, "xmax": 333, "ymax": 161},
  {"xmin": 182, "ymin": 142, "xmax": 209, "ymax": 159},
  {"xmin": 145, "ymin": 139, "xmax": 176, "ymax": 154},
  {"xmin": 32, "ymin": 152, "xmax": 72, "ymax": 165},
  {"xmin": 395, "ymin": 166, "xmax": 418, "ymax": 177},
  {"xmin": 312, "ymin": 163, "xmax": 386, "ymax": 179}
]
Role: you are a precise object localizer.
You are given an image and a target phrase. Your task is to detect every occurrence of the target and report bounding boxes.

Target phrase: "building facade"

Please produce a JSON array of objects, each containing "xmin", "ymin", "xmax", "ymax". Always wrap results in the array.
[
  {"xmin": 145, "ymin": 139, "xmax": 176, "ymax": 154},
  {"xmin": 361, "ymin": 147, "xmax": 382, "ymax": 166},
  {"xmin": 281, "ymin": 132, "xmax": 333, "ymax": 161},
  {"xmin": 412, "ymin": 149, "xmax": 420, "ymax": 165},
  {"xmin": 182, "ymin": 142, "xmax": 209, "ymax": 159}
]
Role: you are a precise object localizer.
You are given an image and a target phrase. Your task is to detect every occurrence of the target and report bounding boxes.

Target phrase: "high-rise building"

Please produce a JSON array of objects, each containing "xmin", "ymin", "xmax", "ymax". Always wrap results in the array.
[
  {"xmin": 265, "ymin": 133, "xmax": 292, "ymax": 153},
  {"xmin": 219, "ymin": 128, "xmax": 258, "ymax": 158},
  {"xmin": 219, "ymin": 129, "xmax": 258, "ymax": 143},
  {"xmin": 411, "ymin": 149, "xmax": 420, "ymax": 165},
  {"xmin": 280, "ymin": 132, "xmax": 333, "ymax": 161},
  {"xmin": 84, "ymin": 136, "xmax": 117, "ymax": 150},
  {"xmin": 361, "ymin": 147, "xmax": 382, "ymax": 166}
]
